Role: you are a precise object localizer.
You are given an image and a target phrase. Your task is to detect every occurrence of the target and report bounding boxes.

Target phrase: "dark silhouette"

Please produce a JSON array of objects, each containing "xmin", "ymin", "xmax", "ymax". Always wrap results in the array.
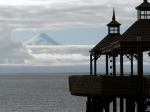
[{"xmin": 69, "ymin": 0, "xmax": 150, "ymax": 112}]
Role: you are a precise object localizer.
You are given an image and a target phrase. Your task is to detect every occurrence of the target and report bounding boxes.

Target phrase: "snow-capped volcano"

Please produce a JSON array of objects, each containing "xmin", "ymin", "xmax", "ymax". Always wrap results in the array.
[{"xmin": 25, "ymin": 33, "xmax": 59, "ymax": 45}]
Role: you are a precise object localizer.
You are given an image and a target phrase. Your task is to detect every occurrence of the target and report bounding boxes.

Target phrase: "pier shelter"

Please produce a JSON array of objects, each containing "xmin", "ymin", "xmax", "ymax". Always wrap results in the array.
[{"xmin": 69, "ymin": 0, "xmax": 150, "ymax": 112}]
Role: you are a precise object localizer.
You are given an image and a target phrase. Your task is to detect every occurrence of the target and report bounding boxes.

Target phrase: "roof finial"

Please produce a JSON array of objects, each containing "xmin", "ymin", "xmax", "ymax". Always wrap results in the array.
[
  {"xmin": 144, "ymin": 0, "xmax": 147, "ymax": 2},
  {"xmin": 112, "ymin": 8, "xmax": 116, "ymax": 21}
]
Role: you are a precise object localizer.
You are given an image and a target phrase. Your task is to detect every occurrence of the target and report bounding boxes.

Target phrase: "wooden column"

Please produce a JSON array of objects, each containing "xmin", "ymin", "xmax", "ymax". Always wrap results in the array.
[
  {"xmin": 90, "ymin": 54, "xmax": 93, "ymax": 75},
  {"xmin": 137, "ymin": 51, "xmax": 143, "ymax": 76},
  {"xmin": 87, "ymin": 54, "xmax": 93, "ymax": 112},
  {"xmin": 113, "ymin": 54, "xmax": 116, "ymax": 76},
  {"xmin": 131, "ymin": 54, "xmax": 134, "ymax": 76},
  {"xmin": 86, "ymin": 97, "xmax": 92, "ymax": 112},
  {"xmin": 120, "ymin": 98, "xmax": 124, "ymax": 112},
  {"xmin": 113, "ymin": 98, "xmax": 117, "ymax": 112},
  {"xmin": 106, "ymin": 54, "xmax": 109, "ymax": 75},
  {"xmin": 94, "ymin": 54, "xmax": 97, "ymax": 76},
  {"xmin": 120, "ymin": 53, "xmax": 124, "ymax": 76},
  {"xmin": 113, "ymin": 54, "xmax": 117, "ymax": 112}
]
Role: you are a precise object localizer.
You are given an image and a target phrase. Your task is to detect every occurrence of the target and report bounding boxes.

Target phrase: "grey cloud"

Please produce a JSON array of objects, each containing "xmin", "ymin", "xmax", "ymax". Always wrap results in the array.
[
  {"xmin": 0, "ymin": 0, "xmax": 141, "ymax": 29},
  {"xmin": 0, "ymin": 28, "xmax": 33, "ymax": 64}
]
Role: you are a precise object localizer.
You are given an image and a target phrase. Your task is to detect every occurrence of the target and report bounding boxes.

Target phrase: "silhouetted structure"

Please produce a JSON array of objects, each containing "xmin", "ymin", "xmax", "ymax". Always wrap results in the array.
[{"xmin": 69, "ymin": 0, "xmax": 150, "ymax": 112}]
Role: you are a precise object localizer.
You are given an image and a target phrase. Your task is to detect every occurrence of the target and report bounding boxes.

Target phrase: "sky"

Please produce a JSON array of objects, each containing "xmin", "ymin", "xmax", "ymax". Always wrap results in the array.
[{"xmin": 0, "ymin": 0, "xmax": 149, "ymax": 72}]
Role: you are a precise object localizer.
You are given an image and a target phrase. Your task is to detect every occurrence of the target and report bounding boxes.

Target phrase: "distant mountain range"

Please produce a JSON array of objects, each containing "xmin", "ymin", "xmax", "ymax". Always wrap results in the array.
[{"xmin": 25, "ymin": 33, "xmax": 60, "ymax": 45}]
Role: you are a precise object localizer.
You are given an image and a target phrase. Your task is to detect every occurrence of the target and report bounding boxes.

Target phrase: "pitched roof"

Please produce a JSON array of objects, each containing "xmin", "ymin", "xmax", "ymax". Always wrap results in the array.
[
  {"xmin": 90, "ymin": 34, "xmax": 121, "ymax": 53},
  {"xmin": 120, "ymin": 19, "xmax": 150, "ymax": 42},
  {"xmin": 136, "ymin": 0, "xmax": 150, "ymax": 10}
]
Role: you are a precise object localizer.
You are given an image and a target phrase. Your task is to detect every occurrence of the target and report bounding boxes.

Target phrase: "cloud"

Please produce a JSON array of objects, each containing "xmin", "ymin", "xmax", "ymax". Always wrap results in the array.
[
  {"xmin": 0, "ymin": 0, "xmax": 148, "ymax": 66},
  {"xmin": 25, "ymin": 45, "xmax": 93, "ymax": 66},
  {"xmin": 0, "ymin": 0, "xmax": 142, "ymax": 29},
  {"xmin": 0, "ymin": 27, "xmax": 32, "ymax": 65}
]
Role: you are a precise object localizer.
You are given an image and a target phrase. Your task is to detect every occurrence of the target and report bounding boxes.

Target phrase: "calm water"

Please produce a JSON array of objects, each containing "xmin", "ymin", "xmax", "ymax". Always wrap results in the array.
[{"xmin": 0, "ymin": 73, "xmax": 85, "ymax": 112}]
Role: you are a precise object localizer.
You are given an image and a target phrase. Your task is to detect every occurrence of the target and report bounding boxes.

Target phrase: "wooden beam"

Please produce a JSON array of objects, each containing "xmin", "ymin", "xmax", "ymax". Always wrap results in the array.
[
  {"xmin": 120, "ymin": 53, "xmax": 124, "ymax": 76},
  {"xmin": 137, "ymin": 51, "xmax": 143, "ymax": 76},
  {"xmin": 106, "ymin": 54, "xmax": 109, "ymax": 75},
  {"xmin": 120, "ymin": 98, "xmax": 124, "ymax": 112},
  {"xmin": 90, "ymin": 54, "xmax": 93, "ymax": 75},
  {"xmin": 131, "ymin": 54, "xmax": 134, "ymax": 76},
  {"xmin": 113, "ymin": 98, "xmax": 117, "ymax": 112},
  {"xmin": 113, "ymin": 55, "xmax": 116, "ymax": 76},
  {"xmin": 94, "ymin": 54, "xmax": 97, "ymax": 76}
]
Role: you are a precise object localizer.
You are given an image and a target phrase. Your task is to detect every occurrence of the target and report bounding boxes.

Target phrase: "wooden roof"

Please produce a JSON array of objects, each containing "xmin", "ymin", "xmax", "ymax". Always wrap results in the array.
[
  {"xmin": 121, "ymin": 19, "xmax": 150, "ymax": 42},
  {"xmin": 90, "ymin": 9, "xmax": 121, "ymax": 54},
  {"xmin": 136, "ymin": 0, "xmax": 150, "ymax": 10},
  {"xmin": 102, "ymin": 19, "xmax": 150, "ymax": 54},
  {"xmin": 90, "ymin": 34, "xmax": 121, "ymax": 53}
]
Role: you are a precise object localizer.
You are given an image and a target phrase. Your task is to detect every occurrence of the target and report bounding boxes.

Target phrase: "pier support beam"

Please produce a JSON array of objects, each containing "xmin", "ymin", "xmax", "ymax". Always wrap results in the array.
[
  {"xmin": 120, "ymin": 98, "xmax": 124, "ymax": 112},
  {"xmin": 113, "ymin": 98, "xmax": 117, "ymax": 112}
]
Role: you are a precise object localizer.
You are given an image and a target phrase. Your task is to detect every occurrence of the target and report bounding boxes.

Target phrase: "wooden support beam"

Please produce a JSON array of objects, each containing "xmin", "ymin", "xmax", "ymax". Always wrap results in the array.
[
  {"xmin": 113, "ymin": 98, "xmax": 117, "ymax": 112},
  {"xmin": 105, "ymin": 103, "xmax": 109, "ymax": 112},
  {"xmin": 131, "ymin": 54, "xmax": 134, "ymax": 76},
  {"xmin": 94, "ymin": 54, "xmax": 97, "ymax": 76},
  {"xmin": 90, "ymin": 54, "xmax": 93, "ymax": 75},
  {"xmin": 113, "ymin": 55, "xmax": 116, "ymax": 76},
  {"xmin": 137, "ymin": 51, "xmax": 143, "ymax": 76},
  {"xmin": 120, "ymin": 53, "xmax": 124, "ymax": 76},
  {"xmin": 137, "ymin": 97, "xmax": 145, "ymax": 112},
  {"xmin": 106, "ymin": 54, "xmax": 109, "ymax": 75},
  {"xmin": 126, "ymin": 98, "xmax": 135, "ymax": 112},
  {"xmin": 120, "ymin": 98, "xmax": 124, "ymax": 112},
  {"xmin": 86, "ymin": 97, "xmax": 92, "ymax": 112}
]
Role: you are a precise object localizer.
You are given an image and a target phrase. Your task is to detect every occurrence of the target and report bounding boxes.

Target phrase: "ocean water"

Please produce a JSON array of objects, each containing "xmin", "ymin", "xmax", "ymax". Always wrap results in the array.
[{"xmin": 0, "ymin": 73, "xmax": 85, "ymax": 112}]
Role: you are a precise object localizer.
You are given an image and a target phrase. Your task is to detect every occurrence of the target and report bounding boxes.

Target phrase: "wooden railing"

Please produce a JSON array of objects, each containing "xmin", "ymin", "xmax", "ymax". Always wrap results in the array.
[{"xmin": 69, "ymin": 75, "xmax": 150, "ymax": 97}]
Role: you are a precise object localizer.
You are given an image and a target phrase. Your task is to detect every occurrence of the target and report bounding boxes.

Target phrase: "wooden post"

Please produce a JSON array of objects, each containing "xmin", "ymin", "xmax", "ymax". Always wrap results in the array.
[
  {"xmin": 86, "ymin": 97, "xmax": 92, "ymax": 112},
  {"xmin": 90, "ymin": 54, "xmax": 93, "ymax": 75},
  {"xmin": 120, "ymin": 98, "xmax": 124, "ymax": 112},
  {"xmin": 131, "ymin": 54, "xmax": 134, "ymax": 76},
  {"xmin": 113, "ymin": 54, "xmax": 116, "ymax": 76},
  {"xmin": 106, "ymin": 54, "xmax": 109, "ymax": 75},
  {"xmin": 94, "ymin": 54, "xmax": 97, "ymax": 76},
  {"xmin": 137, "ymin": 51, "xmax": 143, "ymax": 76},
  {"xmin": 113, "ymin": 98, "xmax": 117, "ymax": 112},
  {"xmin": 120, "ymin": 53, "xmax": 124, "ymax": 76}
]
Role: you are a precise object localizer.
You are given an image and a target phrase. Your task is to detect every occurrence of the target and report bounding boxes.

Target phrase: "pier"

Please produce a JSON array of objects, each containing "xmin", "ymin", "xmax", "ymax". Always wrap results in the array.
[{"xmin": 69, "ymin": 0, "xmax": 150, "ymax": 112}]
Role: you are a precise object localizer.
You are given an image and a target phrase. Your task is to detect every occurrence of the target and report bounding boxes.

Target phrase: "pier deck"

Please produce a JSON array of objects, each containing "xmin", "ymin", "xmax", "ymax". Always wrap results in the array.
[{"xmin": 69, "ymin": 75, "xmax": 150, "ymax": 97}]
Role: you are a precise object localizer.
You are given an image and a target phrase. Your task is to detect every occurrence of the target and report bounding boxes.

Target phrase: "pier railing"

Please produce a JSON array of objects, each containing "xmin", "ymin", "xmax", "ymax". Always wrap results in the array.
[{"xmin": 69, "ymin": 75, "xmax": 150, "ymax": 97}]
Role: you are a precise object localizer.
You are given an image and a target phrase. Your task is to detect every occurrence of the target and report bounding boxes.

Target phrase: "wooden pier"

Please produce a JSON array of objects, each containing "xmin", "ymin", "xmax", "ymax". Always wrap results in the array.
[
  {"xmin": 69, "ymin": 75, "xmax": 150, "ymax": 112},
  {"xmin": 69, "ymin": 0, "xmax": 150, "ymax": 112}
]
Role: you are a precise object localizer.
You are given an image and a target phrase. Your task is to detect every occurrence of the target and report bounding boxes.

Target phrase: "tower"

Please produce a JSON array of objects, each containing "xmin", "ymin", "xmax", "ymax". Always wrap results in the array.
[
  {"xmin": 136, "ymin": 0, "xmax": 150, "ymax": 19},
  {"xmin": 107, "ymin": 9, "xmax": 121, "ymax": 34}
]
